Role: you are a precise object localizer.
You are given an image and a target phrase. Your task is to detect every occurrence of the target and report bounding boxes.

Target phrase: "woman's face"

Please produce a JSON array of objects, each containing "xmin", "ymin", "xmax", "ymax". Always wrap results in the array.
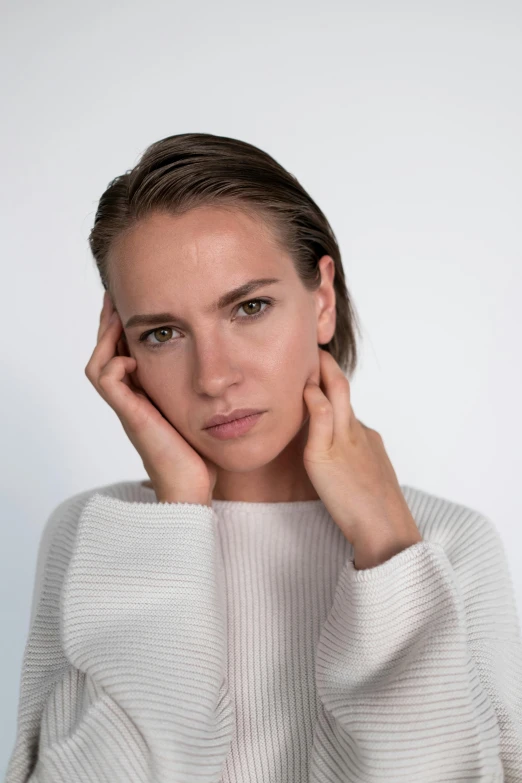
[{"xmin": 108, "ymin": 205, "xmax": 336, "ymax": 482}]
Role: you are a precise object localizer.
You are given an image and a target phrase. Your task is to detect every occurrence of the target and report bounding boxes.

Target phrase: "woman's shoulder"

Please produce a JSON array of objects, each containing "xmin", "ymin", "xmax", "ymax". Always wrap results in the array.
[
  {"xmin": 28, "ymin": 480, "xmax": 151, "ymax": 630},
  {"xmin": 41, "ymin": 480, "xmax": 149, "ymax": 538},
  {"xmin": 399, "ymin": 483, "xmax": 505, "ymax": 565}
]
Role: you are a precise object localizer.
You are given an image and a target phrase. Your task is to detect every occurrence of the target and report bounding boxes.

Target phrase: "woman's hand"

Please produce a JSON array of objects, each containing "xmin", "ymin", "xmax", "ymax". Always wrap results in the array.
[
  {"xmin": 85, "ymin": 291, "xmax": 217, "ymax": 506},
  {"xmin": 302, "ymin": 347, "xmax": 422, "ymax": 569}
]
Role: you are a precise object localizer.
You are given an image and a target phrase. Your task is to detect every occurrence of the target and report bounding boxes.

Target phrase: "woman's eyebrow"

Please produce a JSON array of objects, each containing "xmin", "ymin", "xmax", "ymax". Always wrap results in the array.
[{"xmin": 124, "ymin": 277, "xmax": 281, "ymax": 329}]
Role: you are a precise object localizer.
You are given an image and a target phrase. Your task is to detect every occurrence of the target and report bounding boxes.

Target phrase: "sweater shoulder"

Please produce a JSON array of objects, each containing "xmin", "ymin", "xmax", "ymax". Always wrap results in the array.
[
  {"xmin": 28, "ymin": 480, "xmax": 147, "ymax": 631},
  {"xmin": 399, "ymin": 483, "xmax": 508, "ymax": 570},
  {"xmin": 401, "ymin": 484, "xmax": 521, "ymax": 641}
]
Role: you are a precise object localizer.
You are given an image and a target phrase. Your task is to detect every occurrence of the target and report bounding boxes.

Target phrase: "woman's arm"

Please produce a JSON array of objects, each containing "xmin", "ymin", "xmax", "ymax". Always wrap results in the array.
[
  {"xmin": 312, "ymin": 512, "xmax": 522, "ymax": 782},
  {"xmin": 5, "ymin": 491, "xmax": 234, "ymax": 783}
]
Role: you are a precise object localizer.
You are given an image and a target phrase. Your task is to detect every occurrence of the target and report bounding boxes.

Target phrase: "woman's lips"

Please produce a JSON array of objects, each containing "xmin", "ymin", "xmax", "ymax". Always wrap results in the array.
[{"xmin": 204, "ymin": 411, "xmax": 265, "ymax": 439}]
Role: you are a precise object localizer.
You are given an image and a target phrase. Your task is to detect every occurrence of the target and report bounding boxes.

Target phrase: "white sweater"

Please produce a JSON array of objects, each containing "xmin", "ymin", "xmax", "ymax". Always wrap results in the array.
[{"xmin": 4, "ymin": 480, "xmax": 522, "ymax": 782}]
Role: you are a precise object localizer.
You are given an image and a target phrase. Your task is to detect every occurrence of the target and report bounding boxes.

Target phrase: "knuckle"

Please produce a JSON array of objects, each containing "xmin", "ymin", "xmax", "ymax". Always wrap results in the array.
[
  {"xmin": 317, "ymin": 403, "xmax": 332, "ymax": 417},
  {"xmin": 98, "ymin": 371, "xmax": 111, "ymax": 391},
  {"xmin": 334, "ymin": 375, "xmax": 349, "ymax": 392}
]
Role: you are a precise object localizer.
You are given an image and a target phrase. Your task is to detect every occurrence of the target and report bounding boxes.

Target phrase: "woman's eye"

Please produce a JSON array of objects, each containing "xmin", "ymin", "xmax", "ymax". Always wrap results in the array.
[
  {"xmin": 235, "ymin": 298, "xmax": 272, "ymax": 320},
  {"xmin": 138, "ymin": 297, "xmax": 274, "ymax": 349}
]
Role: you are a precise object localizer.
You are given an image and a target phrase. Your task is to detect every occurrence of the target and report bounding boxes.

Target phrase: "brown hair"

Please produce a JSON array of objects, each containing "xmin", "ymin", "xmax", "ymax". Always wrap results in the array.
[{"xmin": 88, "ymin": 132, "xmax": 363, "ymax": 378}]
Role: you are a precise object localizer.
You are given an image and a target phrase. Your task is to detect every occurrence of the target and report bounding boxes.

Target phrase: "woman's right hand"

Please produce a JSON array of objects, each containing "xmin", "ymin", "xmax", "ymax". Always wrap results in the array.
[{"xmin": 85, "ymin": 291, "xmax": 218, "ymax": 506}]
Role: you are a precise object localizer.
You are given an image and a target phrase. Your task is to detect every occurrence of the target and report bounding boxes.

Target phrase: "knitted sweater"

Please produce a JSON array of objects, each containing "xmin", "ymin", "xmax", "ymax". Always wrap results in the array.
[{"xmin": 4, "ymin": 480, "xmax": 522, "ymax": 782}]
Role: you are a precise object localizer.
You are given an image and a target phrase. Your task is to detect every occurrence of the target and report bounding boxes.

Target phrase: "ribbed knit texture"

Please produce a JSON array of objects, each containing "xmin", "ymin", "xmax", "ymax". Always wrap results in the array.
[{"xmin": 4, "ymin": 480, "xmax": 522, "ymax": 782}]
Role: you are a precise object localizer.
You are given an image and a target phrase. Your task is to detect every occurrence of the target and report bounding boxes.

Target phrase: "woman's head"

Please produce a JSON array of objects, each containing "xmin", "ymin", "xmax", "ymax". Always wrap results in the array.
[
  {"xmin": 88, "ymin": 133, "xmax": 363, "ymax": 495},
  {"xmin": 89, "ymin": 132, "xmax": 361, "ymax": 375}
]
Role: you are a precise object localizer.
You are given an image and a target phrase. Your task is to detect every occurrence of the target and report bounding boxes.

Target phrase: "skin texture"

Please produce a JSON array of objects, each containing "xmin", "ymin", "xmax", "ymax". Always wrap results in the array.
[{"xmin": 108, "ymin": 205, "xmax": 337, "ymax": 503}]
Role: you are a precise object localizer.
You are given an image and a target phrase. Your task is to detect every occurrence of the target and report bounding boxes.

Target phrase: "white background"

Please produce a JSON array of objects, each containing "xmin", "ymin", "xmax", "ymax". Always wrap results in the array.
[{"xmin": 1, "ymin": 0, "xmax": 521, "ymax": 773}]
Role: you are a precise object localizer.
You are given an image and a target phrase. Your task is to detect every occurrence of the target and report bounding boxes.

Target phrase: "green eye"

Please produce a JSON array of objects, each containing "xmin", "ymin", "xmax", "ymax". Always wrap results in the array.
[{"xmin": 138, "ymin": 297, "xmax": 275, "ymax": 350}]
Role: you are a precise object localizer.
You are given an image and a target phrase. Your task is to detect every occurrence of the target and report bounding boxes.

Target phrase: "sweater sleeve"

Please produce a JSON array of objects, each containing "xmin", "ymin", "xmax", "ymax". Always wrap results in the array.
[
  {"xmin": 4, "ymin": 491, "xmax": 234, "ymax": 783},
  {"xmin": 312, "ymin": 515, "xmax": 522, "ymax": 782}
]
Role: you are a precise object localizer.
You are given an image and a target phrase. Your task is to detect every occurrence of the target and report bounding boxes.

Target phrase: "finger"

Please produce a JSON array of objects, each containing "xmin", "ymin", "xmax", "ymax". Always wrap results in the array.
[
  {"xmin": 303, "ymin": 381, "xmax": 334, "ymax": 453},
  {"xmin": 110, "ymin": 342, "xmax": 144, "ymax": 399},
  {"xmin": 115, "ymin": 335, "xmax": 143, "ymax": 392},
  {"xmin": 317, "ymin": 348, "xmax": 354, "ymax": 436},
  {"xmin": 97, "ymin": 354, "xmax": 142, "ymax": 417},
  {"xmin": 86, "ymin": 313, "xmax": 124, "ymax": 383},
  {"xmin": 97, "ymin": 291, "xmax": 114, "ymax": 343}
]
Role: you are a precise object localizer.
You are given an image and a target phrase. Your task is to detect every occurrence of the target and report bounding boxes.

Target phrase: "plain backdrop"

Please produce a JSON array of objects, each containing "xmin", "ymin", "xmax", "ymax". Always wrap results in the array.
[{"xmin": 1, "ymin": 0, "xmax": 521, "ymax": 773}]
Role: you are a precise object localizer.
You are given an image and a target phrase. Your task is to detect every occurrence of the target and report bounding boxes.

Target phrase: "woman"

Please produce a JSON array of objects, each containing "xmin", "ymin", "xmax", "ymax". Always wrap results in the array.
[{"xmin": 6, "ymin": 133, "xmax": 522, "ymax": 782}]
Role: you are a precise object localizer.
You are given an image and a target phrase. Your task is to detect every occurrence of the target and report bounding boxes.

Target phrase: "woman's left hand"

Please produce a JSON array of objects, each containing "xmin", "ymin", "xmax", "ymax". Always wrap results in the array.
[{"xmin": 303, "ymin": 347, "xmax": 423, "ymax": 569}]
